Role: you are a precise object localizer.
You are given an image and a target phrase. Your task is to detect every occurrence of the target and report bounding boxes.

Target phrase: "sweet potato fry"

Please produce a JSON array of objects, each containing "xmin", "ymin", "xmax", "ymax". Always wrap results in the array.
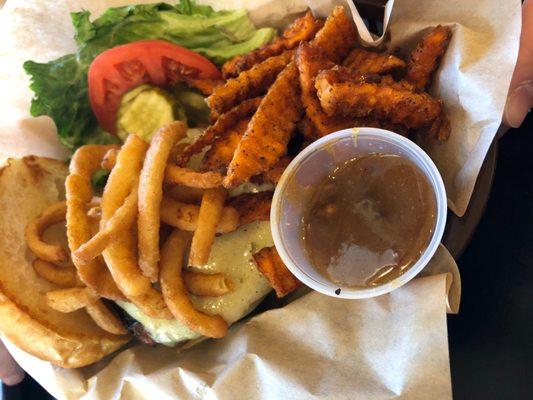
[
  {"xmin": 224, "ymin": 62, "xmax": 303, "ymax": 188},
  {"xmin": 428, "ymin": 113, "xmax": 451, "ymax": 141},
  {"xmin": 343, "ymin": 48, "xmax": 406, "ymax": 74},
  {"xmin": 201, "ymin": 119, "xmax": 249, "ymax": 172},
  {"xmin": 296, "ymin": 116, "xmax": 317, "ymax": 139},
  {"xmin": 379, "ymin": 75, "xmax": 416, "ymax": 92},
  {"xmin": 222, "ymin": 11, "xmax": 324, "ymax": 78},
  {"xmin": 253, "ymin": 246, "xmax": 301, "ymax": 298},
  {"xmin": 406, "ymin": 25, "xmax": 452, "ymax": 91},
  {"xmin": 259, "ymin": 156, "xmax": 291, "ymax": 185},
  {"xmin": 178, "ymin": 97, "xmax": 261, "ymax": 166},
  {"xmin": 311, "ymin": 6, "xmax": 357, "ymax": 63},
  {"xmin": 315, "ymin": 67, "xmax": 443, "ymax": 130},
  {"xmin": 296, "ymin": 43, "xmax": 358, "ymax": 138},
  {"xmin": 160, "ymin": 197, "xmax": 238, "ymax": 233},
  {"xmin": 229, "ymin": 192, "xmax": 273, "ymax": 226},
  {"xmin": 207, "ymin": 50, "xmax": 294, "ymax": 120},
  {"xmin": 284, "ymin": 6, "xmax": 358, "ymax": 140},
  {"xmin": 361, "ymin": 117, "xmax": 411, "ymax": 138}
]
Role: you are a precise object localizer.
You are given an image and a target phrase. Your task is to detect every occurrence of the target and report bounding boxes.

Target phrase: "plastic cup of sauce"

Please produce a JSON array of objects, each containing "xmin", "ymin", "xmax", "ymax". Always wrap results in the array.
[{"xmin": 271, "ymin": 128, "xmax": 447, "ymax": 299}]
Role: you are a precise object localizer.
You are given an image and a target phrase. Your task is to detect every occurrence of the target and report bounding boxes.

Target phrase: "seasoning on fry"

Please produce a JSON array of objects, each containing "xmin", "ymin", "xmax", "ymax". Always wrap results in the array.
[{"xmin": 138, "ymin": 121, "xmax": 187, "ymax": 282}]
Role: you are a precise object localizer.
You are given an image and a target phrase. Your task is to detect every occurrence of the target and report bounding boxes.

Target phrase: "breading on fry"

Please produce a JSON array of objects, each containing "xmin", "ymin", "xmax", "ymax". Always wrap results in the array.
[
  {"xmin": 252, "ymin": 246, "xmax": 301, "ymax": 298},
  {"xmin": 361, "ymin": 117, "xmax": 411, "ymax": 137},
  {"xmin": 379, "ymin": 75, "xmax": 416, "ymax": 92},
  {"xmin": 160, "ymin": 229, "xmax": 228, "ymax": 338},
  {"xmin": 165, "ymin": 185, "xmax": 204, "ymax": 204},
  {"xmin": 281, "ymin": 10, "xmax": 324, "ymax": 46},
  {"xmin": 189, "ymin": 187, "xmax": 227, "ymax": 267},
  {"xmin": 229, "ymin": 192, "xmax": 272, "ymax": 226},
  {"xmin": 101, "ymin": 148, "xmax": 118, "ymax": 170},
  {"xmin": 165, "ymin": 165, "xmax": 223, "ymax": 189},
  {"xmin": 32, "ymin": 259, "xmax": 78, "ymax": 288},
  {"xmin": 259, "ymin": 156, "xmax": 291, "ymax": 185},
  {"xmin": 46, "ymin": 287, "xmax": 96, "ymax": 313},
  {"xmin": 311, "ymin": 6, "xmax": 357, "ymax": 63},
  {"xmin": 222, "ymin": 11, "xmax": 324, "ymax": 78},
  {"xmin": 296, "ymin": 116, "xmax": 317, "ymax": 139},
  {"xmin": 182, "ymin": 271, "xmax": 233, "ymax": 297},
  {"xmin": 138, "ymin": 122, "xmax": 187, "ymax": 282},
  {"xmin": 296, "ymin": 43, "xmax": 358, "ymax": 138},
  {"xmin": 406, "ymin": 25, "xmax": 452, "ymax": 91},
  {"xmin": 428, "ymin": 113, "xmax": 451, "ymax": 141},
  {"xmin": 315, "ymin": 67, "xmax": 443, "ymax": 130},
  {"xmin": 101, "ymin": 146, "xmax": 226, "ymax": 188},
  {"xmin": 207, "ymin": 50, "xmax": 294, "ymax": 120},
  {"xmin": 160, "ymin": 197, "xmax": 239, "ymax": 234},
  {"xmin": 66, "ymin": 145, "xmax": 125, "ymax": 301},
  {"xmin": 178, "ymin": 97, "xmax": 262, "ymax": 166},
  {"xmin": 224, "ymin": 62, "xmax": 303, "ymax": 188},
  {"xmin": 343, "ymin": 48, "xmax": 406, "ymax": 74},
  {"xmin": 25, "ymin": 201, "xmax": 69, "ymax": 264},
  {"xmin": 201, "ymin": 119, "xmax": 249, "ymax": 172},
  {"xmin": 75, "ymin": 182, "xmax": 138, "ymax": 262},
  {"xmin": 101, "ymin": 134, "xmax": 152, "ymax": 297},
  {"xmin": 85, "ymin": 298, "xmax": 129, "ymax": 335}
]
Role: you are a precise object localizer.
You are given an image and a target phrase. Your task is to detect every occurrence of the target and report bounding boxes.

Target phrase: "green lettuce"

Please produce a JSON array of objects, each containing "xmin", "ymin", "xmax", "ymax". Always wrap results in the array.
[{"xmin": 24, "ymin": 1, "xmax": 275, "ymax": 151}]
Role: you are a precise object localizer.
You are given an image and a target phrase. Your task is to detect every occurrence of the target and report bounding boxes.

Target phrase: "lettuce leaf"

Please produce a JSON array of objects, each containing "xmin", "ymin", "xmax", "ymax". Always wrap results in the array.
[{"xmin": 24, "ymin": 1, "xmax": 275, "ymax": 151}]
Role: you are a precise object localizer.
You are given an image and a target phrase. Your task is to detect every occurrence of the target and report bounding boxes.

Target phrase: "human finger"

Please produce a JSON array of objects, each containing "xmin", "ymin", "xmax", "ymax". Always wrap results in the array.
[
  {"xmin": 504, "ymin": 0, "xmax": 533, "ymax": 128},
  {"xmin": 0, "ymin": 340, "xmax": 24, "ymax": 386}
]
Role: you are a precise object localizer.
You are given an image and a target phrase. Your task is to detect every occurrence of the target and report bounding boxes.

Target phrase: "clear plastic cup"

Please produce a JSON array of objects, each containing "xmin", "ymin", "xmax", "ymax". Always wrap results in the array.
[{"xmin": 271, "ymin": 127, "xmax": 447, "ymax": 299}]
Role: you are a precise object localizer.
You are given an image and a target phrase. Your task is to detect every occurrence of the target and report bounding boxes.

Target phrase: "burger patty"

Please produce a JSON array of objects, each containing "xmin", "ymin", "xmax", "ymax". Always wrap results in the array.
[{"xmin": 113, "ymin": 301, "xmax": 157, "ymax": 346}]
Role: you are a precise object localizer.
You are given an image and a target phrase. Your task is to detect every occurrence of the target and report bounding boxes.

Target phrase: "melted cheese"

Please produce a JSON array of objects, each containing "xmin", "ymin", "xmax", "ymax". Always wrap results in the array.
[{"xmin": 118, "ymin": 221, "xmax": 273, "ymax": 346}]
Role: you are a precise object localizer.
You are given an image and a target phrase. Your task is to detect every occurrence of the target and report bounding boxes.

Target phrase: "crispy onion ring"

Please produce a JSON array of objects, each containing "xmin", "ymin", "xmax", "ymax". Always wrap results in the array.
[
  {"xmin": 25, "ymin": 201, "xmax": 69, "ymax": 264},
  {"xmin": 160, "ymin": 230, "xmax": 228, "ymax": 338},
  {"xmin": 66, "ymin": 145, "xmax": 125, "ymax": 301},
  {"xmin": 138, "ymin": 122, "xmax": 187, "ymax": 282}
]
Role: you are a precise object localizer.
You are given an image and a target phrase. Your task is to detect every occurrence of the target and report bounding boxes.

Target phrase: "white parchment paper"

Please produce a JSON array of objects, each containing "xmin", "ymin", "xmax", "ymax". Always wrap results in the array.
[{"xmin": 0, "ymin": 0, "xmax": 521, "ymax": 398}]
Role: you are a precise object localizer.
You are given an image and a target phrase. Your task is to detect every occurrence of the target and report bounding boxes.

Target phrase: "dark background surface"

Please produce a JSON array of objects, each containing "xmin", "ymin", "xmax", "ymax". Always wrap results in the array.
[
  {"xmin": 2, "ymin": 115, "xmax": 532, "ymax": 399},
  {"xmin": 448, "ymin": 114, "xmax": 533, "ymax": 399}
]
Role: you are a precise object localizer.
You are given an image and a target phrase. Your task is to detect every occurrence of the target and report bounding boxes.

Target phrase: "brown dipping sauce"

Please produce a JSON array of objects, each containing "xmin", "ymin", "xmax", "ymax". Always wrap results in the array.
[{"xmin": 303, "ymin": 153, "xmax": 437, "ymax": 287}]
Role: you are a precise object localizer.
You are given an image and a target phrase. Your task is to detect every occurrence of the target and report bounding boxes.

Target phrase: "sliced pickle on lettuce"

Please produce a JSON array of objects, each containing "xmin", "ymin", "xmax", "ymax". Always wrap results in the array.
[{"xmin": 117, "ymin": 85, "xmax": 186, "ymax": 142}]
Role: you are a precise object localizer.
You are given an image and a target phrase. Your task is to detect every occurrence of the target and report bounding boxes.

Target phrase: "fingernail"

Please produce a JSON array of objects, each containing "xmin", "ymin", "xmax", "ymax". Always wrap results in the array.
[
  {"xmin": 505, "ymin": 81, "xmax": 533, "ymax": 128},
  {"xmin": 2, "ymin": 372, "xmax": 25, "ymax": 386}
]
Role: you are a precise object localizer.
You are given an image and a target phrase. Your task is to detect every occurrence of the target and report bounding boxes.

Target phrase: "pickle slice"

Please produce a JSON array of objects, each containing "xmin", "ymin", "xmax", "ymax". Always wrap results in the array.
[{"xmin": 117, "ymin": 84, "xmax": 186, "ymax": 142}]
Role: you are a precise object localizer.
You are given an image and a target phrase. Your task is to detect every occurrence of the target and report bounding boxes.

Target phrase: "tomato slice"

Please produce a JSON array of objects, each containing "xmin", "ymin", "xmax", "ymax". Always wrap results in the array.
[{"xmin": 88, "ymin": 40, "xmax": 221, "ymax": 134}]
